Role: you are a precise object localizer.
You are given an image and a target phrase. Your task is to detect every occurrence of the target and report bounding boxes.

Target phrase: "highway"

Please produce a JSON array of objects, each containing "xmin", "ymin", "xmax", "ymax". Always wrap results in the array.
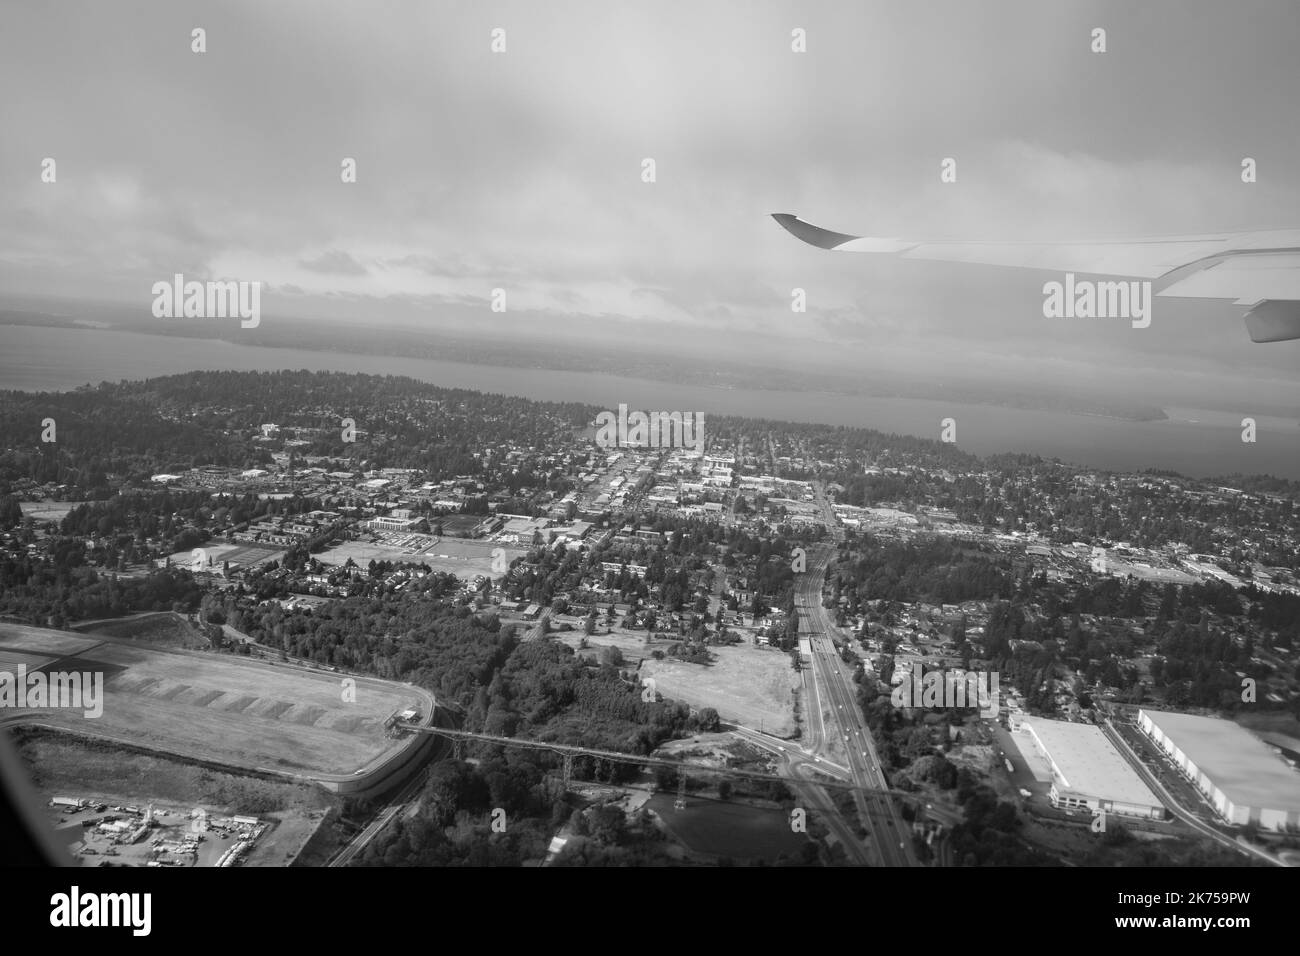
[
  {"xmin": 797, "ymin": 482, "xmax": 919, "ymax": 866},
  {"xmin": 796, "ymin": 543, "xmax": 917, "ymax": 866},
  {"xmin": 337, "ymin": 484, "xmax": 919, "ymax": 867}
]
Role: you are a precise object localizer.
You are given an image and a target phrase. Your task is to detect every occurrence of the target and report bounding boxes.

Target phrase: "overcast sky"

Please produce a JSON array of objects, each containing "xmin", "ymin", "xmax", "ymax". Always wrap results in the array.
[{"xmin": 2, "ymin": 0, "xmax": 1299, "ymax": 411}]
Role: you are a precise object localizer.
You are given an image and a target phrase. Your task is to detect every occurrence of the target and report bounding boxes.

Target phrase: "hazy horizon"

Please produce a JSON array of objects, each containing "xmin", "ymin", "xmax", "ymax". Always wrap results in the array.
[{"xmin": 3, "ymin": 1, "xmax": 1299, "ymax": 426}]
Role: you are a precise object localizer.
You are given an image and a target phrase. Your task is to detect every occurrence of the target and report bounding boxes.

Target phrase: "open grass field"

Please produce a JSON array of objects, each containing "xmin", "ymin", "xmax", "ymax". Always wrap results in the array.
[
  {"xmin": 1, "ymin": 623, "xmax": 430, "ymax": 776},
  {"xmin": 318, "ymin": 536, "xmax": 523, "ymax": 578},
  {"xmin": 553, "ymin": 625, "xmax": 662, "ymax": 665},
  {"xmin": 17, "ymin": 729, "xmax": 334, "ymax": 816},
  {"xmin": 438, "ymin": 514, "xmax": 483, "ymax": 537},
  {"xmin": 551, "ymin": 620, "xmax": 765, "ymax": 667},
  {"xmin": 213, "ymin": 543, "xmax": 285, "ymax": 566},
  {"xmin": 0, "ymin": 623, "xmax": 101, "ymax": 661},
  {"xmin": 72, "ymin": 612, "xmax": 209, "ymax": 649},
  {"xmin": 639, "ymin": 644, "xmax": 799, "ymax": 736},
  {"xmin": 0, "ymin": 649, "xmax": 58, "ymax": 672},
  {"xmin": 1106, "ymin": 557, "xmax": 1197, "ymax": 585},
  {"xmin": 162, "ymin": 542, "xmax": 284, "ymax": 572},
  {"xmin": 18, "ymin": 499, "xmax": 86, "ymax": 522}
]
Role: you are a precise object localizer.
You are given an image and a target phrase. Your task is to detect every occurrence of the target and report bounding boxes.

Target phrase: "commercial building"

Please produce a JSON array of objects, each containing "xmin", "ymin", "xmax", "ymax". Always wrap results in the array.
[
  {"xmin": 1020, "ymin": 718, "xmax": 1165, "ymax": 820},
  {"xmin": 548, "ymin": 520, "xmax": 592, "ymax": 542},
  {"xmin": 194, "ymin": 465, "xmax": 241, "ymax": 487},
  {"xmin": 1138, "ymin": 709, "xmax": 1300, "ymax": 831},
  {"xmin": 368, "ymin": 513, "xmax": 426, "ymax": 532}
]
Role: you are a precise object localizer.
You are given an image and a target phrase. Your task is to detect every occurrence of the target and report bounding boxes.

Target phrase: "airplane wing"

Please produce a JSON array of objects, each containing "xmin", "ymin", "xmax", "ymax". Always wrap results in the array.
[{"xmin": 772, "ymin": 212, "xmax": 1300, "ymax": 342}]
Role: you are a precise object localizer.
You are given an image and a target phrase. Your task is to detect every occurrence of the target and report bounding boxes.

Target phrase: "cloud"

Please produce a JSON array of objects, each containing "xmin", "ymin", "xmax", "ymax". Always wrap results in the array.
[
  {"xmin": 0, "ymin": 0, "xmax": 1297, "ymax": 406},
  {"xmin": 298, "ymin": 250, "xmax": 369, "ymax": 276}
]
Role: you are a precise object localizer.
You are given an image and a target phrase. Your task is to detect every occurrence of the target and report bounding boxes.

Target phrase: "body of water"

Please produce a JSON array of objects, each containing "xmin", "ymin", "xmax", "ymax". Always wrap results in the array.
[{"xmin": 1, "ymin": 324, "xmax": 1296, "ymax": 479}]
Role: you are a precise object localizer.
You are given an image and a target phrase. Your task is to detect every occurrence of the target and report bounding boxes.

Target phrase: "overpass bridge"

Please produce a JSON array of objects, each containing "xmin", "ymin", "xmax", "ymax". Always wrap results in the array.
[{"xmin": 396, "ymin": 722, "xmax": 935, "ymax": 814}]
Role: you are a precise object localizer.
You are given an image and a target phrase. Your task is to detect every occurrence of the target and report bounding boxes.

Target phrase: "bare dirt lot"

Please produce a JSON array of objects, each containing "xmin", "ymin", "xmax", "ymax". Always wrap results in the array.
[
  {"xmin": 653, "ymin": 732, "xmax": 779, "ymax": 772},
  {"xmin": 1, "ymin": 622, "xmax": 428, "ymax": 775},
  {"xmin": 639, "ymin": 644, "xmax": 799, "ymax": 736}
]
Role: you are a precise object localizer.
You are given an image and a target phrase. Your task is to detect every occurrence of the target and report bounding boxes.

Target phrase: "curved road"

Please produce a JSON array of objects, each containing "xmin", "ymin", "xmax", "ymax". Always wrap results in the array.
[{"xmin": 728, "ymin": 724, "xmax": 870, "ymax": 864}]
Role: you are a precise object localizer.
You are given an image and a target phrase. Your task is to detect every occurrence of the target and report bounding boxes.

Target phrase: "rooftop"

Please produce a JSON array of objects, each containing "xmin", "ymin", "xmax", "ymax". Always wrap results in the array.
[
  {"xmin": 1141, "ymin": 709, "xmax": 1300, "ymax": 812},
  {"xmin": 1023, "ymin": 718, "xmax": 1161, "ymax": 808}
]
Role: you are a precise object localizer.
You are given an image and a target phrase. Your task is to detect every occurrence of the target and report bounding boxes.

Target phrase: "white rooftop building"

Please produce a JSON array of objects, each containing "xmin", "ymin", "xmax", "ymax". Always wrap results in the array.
[
  {"xmin": 1139, "ymin": 709, "xmax": 1300, "ymax": 831},
  {"xmin": 1020, "ymin": 718, "xmax": 1165, "ymax": 820}
]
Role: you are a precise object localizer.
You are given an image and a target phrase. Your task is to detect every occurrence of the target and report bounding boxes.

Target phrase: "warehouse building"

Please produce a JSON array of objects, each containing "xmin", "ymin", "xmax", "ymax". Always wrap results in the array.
[
  {"xmin": 1020, "ymin": 718, "xmax": 1165, "ymax": 820},
  {"xmin": 1138, "ymin": 709, "xmax": 1300, "ymax": 832}
]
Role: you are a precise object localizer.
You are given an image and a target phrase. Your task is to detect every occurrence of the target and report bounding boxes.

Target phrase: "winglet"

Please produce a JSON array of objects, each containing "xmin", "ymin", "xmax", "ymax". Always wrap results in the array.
[
  {"xmin": 1244, "ymin": 300, "xmax": 1300, "ymax": 343},
  {"xmin": 771, "ymin": 213, "xmax": 862, "ymax": 250}
]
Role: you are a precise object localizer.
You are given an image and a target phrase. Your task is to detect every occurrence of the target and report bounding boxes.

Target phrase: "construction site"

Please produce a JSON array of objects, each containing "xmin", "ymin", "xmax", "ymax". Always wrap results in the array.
[{"xmin": 49, "ymin": 795, "xmax": 269, "ymax": 867}]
